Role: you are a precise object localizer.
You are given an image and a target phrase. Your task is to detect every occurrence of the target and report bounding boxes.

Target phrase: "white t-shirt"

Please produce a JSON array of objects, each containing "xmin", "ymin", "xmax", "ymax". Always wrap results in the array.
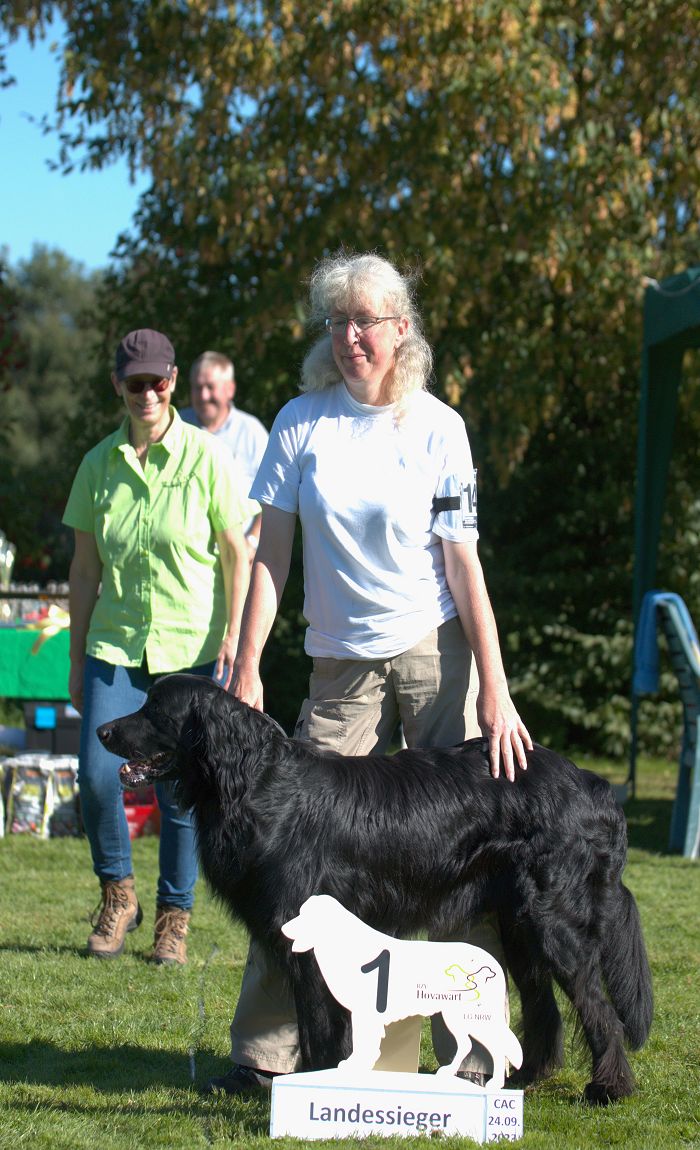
[{"xmin": 251, "ymin": 384, "xmax": 479, "ymax": 659}]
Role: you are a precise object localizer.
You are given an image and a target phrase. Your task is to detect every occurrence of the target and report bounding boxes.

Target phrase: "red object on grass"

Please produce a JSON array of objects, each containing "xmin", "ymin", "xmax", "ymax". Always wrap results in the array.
[{"xmin": 123, "ymin": 785, "xmax": 160, "ymax": 838}]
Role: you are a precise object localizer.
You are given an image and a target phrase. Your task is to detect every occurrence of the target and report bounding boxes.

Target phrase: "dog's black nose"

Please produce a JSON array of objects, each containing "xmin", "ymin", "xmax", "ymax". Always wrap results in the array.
[{"xmin": 96, "ymin": 723, "xmax": 113, "ymax": 745}]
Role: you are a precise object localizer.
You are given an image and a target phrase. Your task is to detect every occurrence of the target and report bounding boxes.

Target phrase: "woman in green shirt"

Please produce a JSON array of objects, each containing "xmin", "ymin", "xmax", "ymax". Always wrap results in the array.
[{"xmin": 64, "ymin": 329, "xmax": 249, "ymax": 965}]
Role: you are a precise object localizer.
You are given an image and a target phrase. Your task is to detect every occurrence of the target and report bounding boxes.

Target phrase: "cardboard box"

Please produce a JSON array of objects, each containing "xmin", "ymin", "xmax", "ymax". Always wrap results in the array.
[{"xmin": 24, "ymin": 702, "xmax": 81, "ymax": 756}]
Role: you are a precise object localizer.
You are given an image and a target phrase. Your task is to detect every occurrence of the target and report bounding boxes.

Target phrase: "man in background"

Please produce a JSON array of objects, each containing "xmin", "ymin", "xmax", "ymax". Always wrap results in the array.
[{"xmin": 181, "ymin": 351, "xmax": 269, "ymax": 560}]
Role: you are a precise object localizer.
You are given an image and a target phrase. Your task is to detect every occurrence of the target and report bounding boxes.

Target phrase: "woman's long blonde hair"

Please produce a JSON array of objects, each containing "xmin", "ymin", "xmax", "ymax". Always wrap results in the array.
[{"xmin": 300, "ymin": 252, "xmax": 433, "ymax": 406}]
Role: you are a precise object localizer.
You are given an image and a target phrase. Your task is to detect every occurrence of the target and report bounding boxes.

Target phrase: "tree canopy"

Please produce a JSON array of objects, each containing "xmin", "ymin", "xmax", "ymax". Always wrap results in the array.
[
  {"xmin": 2, "ymin": 2, "xmax": 699, "ymax": 749},
  {"xmin": 0, "ymin": 247, "xmax": 103, "ymax": 578}
]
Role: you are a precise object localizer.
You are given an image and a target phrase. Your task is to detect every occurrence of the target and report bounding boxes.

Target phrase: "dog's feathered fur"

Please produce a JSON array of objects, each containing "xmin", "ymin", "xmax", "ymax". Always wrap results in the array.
[{"xmin": 98, "ymin": 673, "xmax": 653, "ymax": 1104}]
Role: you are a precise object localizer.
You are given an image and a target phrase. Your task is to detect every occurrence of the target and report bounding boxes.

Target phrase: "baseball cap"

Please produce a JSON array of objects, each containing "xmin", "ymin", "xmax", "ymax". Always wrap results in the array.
[{"xmin": 115, "ymin": 329, "xmax": 175, "ymax": 381}]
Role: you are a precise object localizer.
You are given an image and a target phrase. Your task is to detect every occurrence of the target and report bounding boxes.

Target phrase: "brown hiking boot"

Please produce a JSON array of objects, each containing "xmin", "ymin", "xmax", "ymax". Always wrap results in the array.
[
  {"xmin": 151, "ymin": 906, "xmax": 190, "ymax": 965},
  {"xmin": 88, "ymin": 876, "xmax": 142, "ymax": 958}
]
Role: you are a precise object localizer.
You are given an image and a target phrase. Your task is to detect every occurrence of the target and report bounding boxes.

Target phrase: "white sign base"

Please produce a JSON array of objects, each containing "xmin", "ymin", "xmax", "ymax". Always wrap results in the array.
[{"xmin": 270, "ymin": 1069, "xmax": 523, "ymax": 1142}]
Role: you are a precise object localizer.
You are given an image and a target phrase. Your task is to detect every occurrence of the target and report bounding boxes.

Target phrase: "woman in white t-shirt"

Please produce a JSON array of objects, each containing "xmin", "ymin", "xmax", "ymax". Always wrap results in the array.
[{"xmin": 204, "ymin": 252, "xmax": 532, "ymax": 1097}]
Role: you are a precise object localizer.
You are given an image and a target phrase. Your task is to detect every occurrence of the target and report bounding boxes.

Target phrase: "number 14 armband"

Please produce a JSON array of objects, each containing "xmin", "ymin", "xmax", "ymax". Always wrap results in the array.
[{"xmin": 432, "ymin": 470, "xmax": 478, "ymax": 532}]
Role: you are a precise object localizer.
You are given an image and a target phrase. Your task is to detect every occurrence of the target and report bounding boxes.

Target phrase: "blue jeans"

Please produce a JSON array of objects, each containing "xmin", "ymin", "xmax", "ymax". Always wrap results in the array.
[{"xmin": 78, "ymin": 656, "xmax": 215, "ymax": 909}]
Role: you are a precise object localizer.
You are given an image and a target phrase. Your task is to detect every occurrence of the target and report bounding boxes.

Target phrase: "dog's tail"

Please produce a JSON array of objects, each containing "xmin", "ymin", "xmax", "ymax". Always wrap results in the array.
[{"xmin": 601, "ymin": 882, "xmax": 653, "ymax": 1049}]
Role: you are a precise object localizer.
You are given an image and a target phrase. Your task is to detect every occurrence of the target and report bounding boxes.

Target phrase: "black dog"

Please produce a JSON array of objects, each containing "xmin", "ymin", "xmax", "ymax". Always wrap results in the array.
[{"xmin": 98, "ymin": 673, "xmax": 652, "ymax": 1104}]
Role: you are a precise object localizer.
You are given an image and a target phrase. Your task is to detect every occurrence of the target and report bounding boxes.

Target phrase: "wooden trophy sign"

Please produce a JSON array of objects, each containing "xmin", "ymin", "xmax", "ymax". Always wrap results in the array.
[{"xmin": 270, "ymin": 895, "xmax": 524, "ymax": 1142}]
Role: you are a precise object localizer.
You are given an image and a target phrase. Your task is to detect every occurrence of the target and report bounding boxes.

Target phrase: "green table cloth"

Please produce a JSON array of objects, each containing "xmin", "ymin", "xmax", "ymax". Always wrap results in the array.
[{"xmin": 0, "ymin": 628, "xmax": 70, "ymax": 699}]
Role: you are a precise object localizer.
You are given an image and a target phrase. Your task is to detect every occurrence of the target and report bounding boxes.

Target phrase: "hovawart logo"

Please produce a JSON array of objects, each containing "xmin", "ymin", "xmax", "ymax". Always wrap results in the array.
[{"xmin": 413, "ymin": 962, "xmax": 497, "ymax": 1017}]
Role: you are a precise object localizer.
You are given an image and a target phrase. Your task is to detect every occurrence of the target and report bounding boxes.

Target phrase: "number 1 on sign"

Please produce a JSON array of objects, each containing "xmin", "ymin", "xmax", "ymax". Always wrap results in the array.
[{"xmin": 361, "ymin": 949, "xmax": 390, "ymax": 1013}]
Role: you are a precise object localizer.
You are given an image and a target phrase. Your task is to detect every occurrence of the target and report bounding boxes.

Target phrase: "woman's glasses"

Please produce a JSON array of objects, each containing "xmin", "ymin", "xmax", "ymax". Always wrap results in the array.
[
  {"xmin": 325, "ymin": 315, "xmax": 399, "ymax": 335},
  {"xmin": 124, "ymin": 375, "xmax": 172, "ymax": 395}
]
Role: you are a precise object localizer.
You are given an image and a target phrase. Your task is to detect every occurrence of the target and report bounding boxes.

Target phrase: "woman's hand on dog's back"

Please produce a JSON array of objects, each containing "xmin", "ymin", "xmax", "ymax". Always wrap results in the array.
[{"xmin": 231, "ymin": 653, "xmax": 265, "ymax": 710}]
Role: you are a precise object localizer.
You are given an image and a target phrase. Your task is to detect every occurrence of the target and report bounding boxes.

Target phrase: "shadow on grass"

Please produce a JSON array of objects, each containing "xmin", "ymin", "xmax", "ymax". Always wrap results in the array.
[
  {"xmin": 1, "ymin": 1040, "xmax": 593, "ymax": 1117},
  {"xmin": 0, "ymin": 943, "xmax": 79, "ymax": 952},
  {"xmin": 0, "ymin": 1040, "xmax": 270, "ymax": 1128},
  {"xmin": 623, "ymin": 797, "xmax": 673, "ymax": 854},
  {"xmin": 2, "ymin": 1093, "xmax": 269, "ymax": 1128},
  {"xmin": 0, "ymin": 943, "xmax": 96, "ymax": 957},
  {"xmin": 0, "ymin": 1039, "xmax": 195, "ymax": 1090},
  {"xmin": 0, "ymin": 942, "xmax": 192, "ymax": 961}
]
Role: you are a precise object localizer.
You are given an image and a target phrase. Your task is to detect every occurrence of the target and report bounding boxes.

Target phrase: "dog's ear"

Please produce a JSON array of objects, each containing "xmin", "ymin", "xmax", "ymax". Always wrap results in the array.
[
  {"xmin": 176, "ymin": 685, "xmax": 214, "ymax": 760},
  {"xmin": 178, "ymin": 682, "xmax": 274, "ymax": 785}
]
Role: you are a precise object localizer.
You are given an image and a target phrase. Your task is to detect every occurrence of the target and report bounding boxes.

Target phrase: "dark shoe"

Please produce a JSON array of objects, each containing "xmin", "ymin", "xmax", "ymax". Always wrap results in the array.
[
  {"xmin": 203, "ymin": 1063, "xmax": 277, "ymax": 1095},
  {"xmin": 88, "ymin": 876, "xmax": 142, "ymax": 958},
  {"xmin": 151, "ymin": 906, "xmax": 190, "ymax": 965},
  {"xmin": 458, "ymin": 1070, "xmax": 486, "ymax": 1086}
]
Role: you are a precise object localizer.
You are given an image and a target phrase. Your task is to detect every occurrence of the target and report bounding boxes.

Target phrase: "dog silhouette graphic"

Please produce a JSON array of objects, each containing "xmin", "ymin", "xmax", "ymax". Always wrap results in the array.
[{"xmin": 282, "ymin": 894, "xmax": 522, "ymax": 1088}]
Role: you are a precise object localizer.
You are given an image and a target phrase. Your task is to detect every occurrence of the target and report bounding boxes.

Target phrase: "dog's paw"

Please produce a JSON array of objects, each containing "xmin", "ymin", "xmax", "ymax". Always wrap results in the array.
[
  {"xmin": 508, "ymin": 1061, "xmax": 557, "ymax": 1087},
  {"xmin": 583, "ymin": 1081, "xmax": 614, "ymax": 1106}
]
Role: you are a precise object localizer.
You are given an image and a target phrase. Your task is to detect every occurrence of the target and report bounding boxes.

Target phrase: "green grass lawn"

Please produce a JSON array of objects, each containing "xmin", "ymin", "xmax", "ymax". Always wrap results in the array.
[{"xmin": 1, "ymin": 756, "xmax": 699, "ymax": 1149}]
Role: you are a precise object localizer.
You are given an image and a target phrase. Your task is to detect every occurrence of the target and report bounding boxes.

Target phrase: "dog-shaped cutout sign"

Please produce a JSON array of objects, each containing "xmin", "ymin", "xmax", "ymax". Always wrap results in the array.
[{"xmin": 282, "ymin": 895, "xmax": 523, "ymax": 1088}]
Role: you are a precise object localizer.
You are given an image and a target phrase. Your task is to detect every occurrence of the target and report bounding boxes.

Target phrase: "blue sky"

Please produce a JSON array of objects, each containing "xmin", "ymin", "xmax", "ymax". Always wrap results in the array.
[{"xmin": 1, "ymin": 26, "xmax": 148, "ymax": 271}]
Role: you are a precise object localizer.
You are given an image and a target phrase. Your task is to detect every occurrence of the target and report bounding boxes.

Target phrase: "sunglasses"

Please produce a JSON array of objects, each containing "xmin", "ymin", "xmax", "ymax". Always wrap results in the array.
[{"xmin": 124, "ymin": 375, "xmax": 172, "ymax": 395}]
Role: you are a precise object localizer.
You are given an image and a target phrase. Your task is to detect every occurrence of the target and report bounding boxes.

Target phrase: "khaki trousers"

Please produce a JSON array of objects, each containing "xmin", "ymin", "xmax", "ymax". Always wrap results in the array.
[{"xmin": 230, "ymin": 617, "xmax": 506, "ymax": 1074}]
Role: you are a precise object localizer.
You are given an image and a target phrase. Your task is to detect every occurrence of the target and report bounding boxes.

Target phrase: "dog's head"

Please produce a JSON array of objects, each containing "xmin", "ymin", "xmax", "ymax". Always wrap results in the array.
[
  {"xmin": 97, "ymin": 673, "xmax": 225, "ymax": 789},
  {"xmin": 98, "ymin": 673, "xmax": 288, "ymax": 810}
]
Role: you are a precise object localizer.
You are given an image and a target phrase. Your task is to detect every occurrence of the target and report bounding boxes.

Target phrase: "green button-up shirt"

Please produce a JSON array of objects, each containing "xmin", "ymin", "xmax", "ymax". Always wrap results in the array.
[{"xmin": 63, "ymin": 411, "xmax": 247, "ymax": 673}]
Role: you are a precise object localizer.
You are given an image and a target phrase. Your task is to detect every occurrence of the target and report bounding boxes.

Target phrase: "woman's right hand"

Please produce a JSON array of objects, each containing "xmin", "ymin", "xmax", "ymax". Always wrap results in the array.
[
  {"xmin": 230, "ymin": 655, "xmax": 264, "ymax": 710},
  {"xmin": 68, "ymin": 657, "xmax": 85, "ymax": 715},
  {"xmin": 67, "ymin": 530, "xmax": 102, "ymax": 717}
]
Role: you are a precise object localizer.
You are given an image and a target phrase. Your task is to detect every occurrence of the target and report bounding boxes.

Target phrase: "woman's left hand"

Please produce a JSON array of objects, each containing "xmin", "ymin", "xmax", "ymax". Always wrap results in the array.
[
  {"xmin": 478, "ymin": 685, "xmax": 533, "ymax": 782},
  {"xmin": 442, "ymin": 539, "xmax": 533, "ymax": 784},
  {"xmin": 215, "ymin": 632, "xmax": 238, "ymax": 691}
]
